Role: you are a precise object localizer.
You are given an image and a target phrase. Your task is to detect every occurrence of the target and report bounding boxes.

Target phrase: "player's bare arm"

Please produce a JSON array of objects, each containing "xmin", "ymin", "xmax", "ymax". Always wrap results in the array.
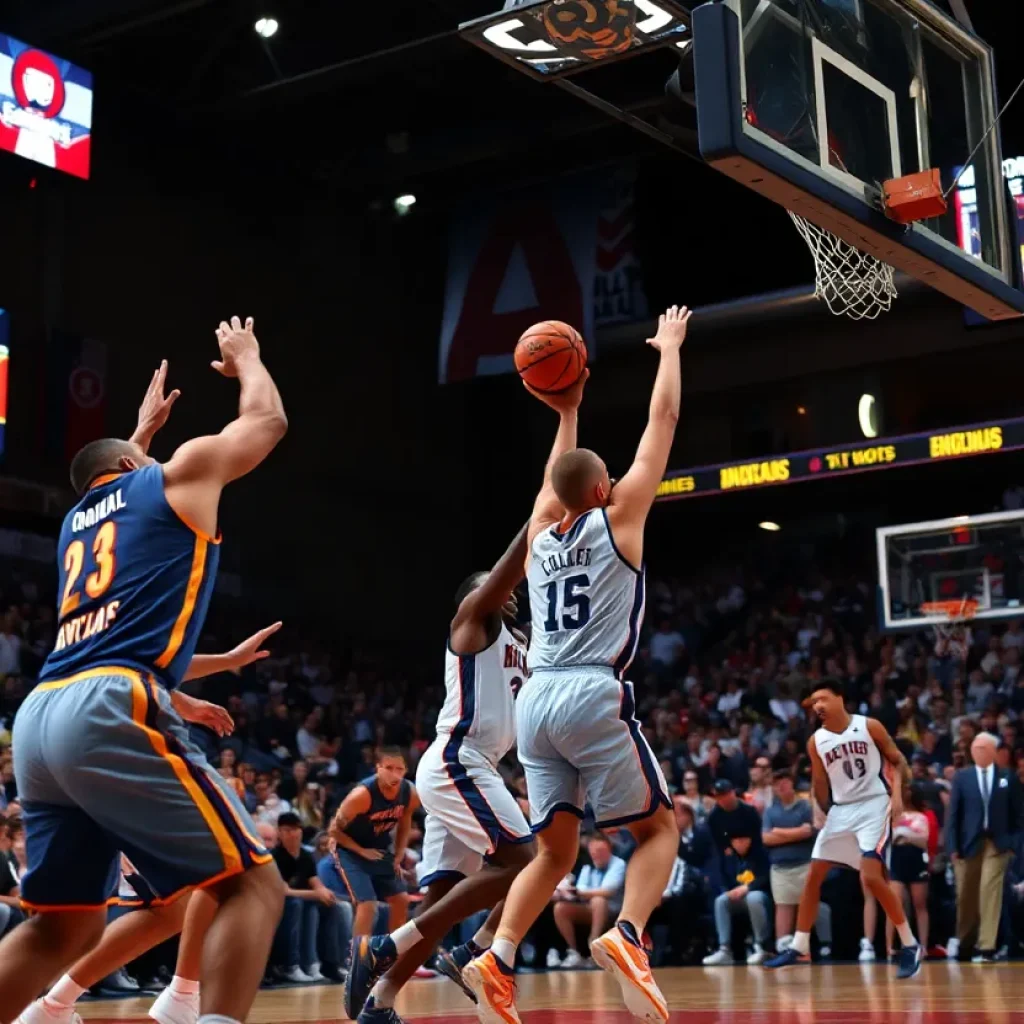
[
  {"xmin": 182, "ymin": 621, "xmax": 282, "ymax": 682},
  {"xmin": 607, "ymin": 305, "xmax": 691, "ymax": 567},
  {"xmin": 525, "ymin": 369, "xmax": 590, "ymax": 547},
  {"xmin": 866, "ymin": 717, "xmax": 910, "ymax": 817},
  {"xmin": 162, "ymin": 316, "xmax": 287, "ymax": 538},
  {"xmin": 808, "ymin": 737, "xmax": 831, "ymax": 814},
  {"xmin": 393, "ymin": 785, "xmax": 420, "ymax": 867},
  {"xmin": 129, "ymin": 359, "xmax": 181, "ymax": 454},
  {"xmin": 329, "ymin": 786, "xmax": 378, "ymax": 858},
  {"xmin": 450, "ymin": 521, "xmax": 530, "ymax": 654}
]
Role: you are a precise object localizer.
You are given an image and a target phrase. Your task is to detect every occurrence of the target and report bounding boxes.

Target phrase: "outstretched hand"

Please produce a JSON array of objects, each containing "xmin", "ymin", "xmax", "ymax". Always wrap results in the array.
[
  {"xmin": 174, "ymin": 692, "xmax": 235, "ymax": 737},
  {"xmin": 212, "ymin": 316, "xmax": 260, "ymax": 378},
  {"xmin": 225, "ymin": 621, "xmax": 282, "ymax": 675},
  {"xmin": 647, "ymin": 305, "xmax": 692, "ymax": 352},
  {"xmin": 524, "ymin": 367, "xmax": 590, "ymax": 413},
  {"xmin": 132, "ymin": 360, "xmax": 180, "ymax": 453}
]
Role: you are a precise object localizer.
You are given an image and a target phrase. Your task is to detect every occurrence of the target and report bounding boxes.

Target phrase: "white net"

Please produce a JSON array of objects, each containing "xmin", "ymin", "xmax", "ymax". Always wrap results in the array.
[{"xmin": 789, "ymin": 211, "xmax": 898, "ymax": 320}]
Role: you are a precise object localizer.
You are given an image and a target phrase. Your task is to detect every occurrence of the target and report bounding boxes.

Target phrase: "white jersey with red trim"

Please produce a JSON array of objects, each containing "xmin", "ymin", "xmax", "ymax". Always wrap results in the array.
[
  {"xmin": 526, "ymin": 508, "xmax": 645, "ymax": 677},
  {"xmin": 436, "ymin": 622, "xmax": 526, "ymax": 764},
  {"xmin": 814, "ymin": 714, "xmax": 888, "ymax": 804}
]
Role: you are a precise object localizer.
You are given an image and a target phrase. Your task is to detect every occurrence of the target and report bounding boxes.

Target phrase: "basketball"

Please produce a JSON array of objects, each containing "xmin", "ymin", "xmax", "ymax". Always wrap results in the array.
[{"xmin": 514, "ymin": 321, "xmax": 587, "ymax": 394}]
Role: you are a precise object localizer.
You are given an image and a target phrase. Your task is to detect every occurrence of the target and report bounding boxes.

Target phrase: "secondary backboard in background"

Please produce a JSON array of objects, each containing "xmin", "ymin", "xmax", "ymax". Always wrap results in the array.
[
  {"xmin": 877, "ymin": 510, "xmax": 1024, "ymax": 630},
  {"xmin": 693, "ymin": 0, "xmax": 1024, "ymax": 320}
]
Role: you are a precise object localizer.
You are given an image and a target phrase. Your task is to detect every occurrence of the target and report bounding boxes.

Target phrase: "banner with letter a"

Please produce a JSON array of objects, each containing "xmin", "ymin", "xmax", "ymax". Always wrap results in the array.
[{"xmin": 438, "ymin": 173, "xmax": 602, "ymax": 384}]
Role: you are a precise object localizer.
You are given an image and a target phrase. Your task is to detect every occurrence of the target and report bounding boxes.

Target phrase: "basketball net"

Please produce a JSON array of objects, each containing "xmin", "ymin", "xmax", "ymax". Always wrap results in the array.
[
  {"xmin": 788, "ymin": 212, "xmax": 898, "ymax": 320},
  {"xmin": 923, "ymin": 597, "xmax": 978, "ymax": 663}
]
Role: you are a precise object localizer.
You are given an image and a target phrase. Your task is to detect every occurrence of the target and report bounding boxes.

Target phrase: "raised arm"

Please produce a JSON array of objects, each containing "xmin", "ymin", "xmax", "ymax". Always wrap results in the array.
[
  {"xmin": 606, "ymin": 306, "xmax": 691, "ymax": 565},
  {"xmin": 808, "ymin": 737, "xmax": 831, "ymax": 815},
  {"xmin": 525, "ymin": 370, "xmax": 589, "ymax": 546},
  {"xmin": 182, "ymin": 622, "xmax": 282, "ymax": 682},
  {"xmin": 129, "ymin": 360, "xmax": 180, "ymax": 454},
  {"xmin": 450, "ymin": 521, "xmax": 529, "ymax": 654},
  {"xmin": 163, "ymin": 317, "xmax": 287, "ymax": 538}
]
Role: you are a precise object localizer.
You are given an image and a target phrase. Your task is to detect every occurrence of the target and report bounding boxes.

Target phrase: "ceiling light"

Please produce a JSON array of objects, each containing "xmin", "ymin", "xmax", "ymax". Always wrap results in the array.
[
  {"xmin": 759, "ymin": 521, "xmax": 781, "ymax": 532},
  {"xmin": 393, "ymin": 194, "xmax": 417, "ymax": 215},
  {"xmin": 797, "ymin": 405, "xmax": 806, "ymax": 415},
  {"xmin": 255, "ymin": 17, "xmax": 279, "ymax": 39}
]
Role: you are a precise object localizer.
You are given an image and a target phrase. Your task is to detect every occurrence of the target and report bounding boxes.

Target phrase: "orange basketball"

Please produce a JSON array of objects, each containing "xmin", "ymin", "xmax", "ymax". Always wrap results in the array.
[{"xmin": 514, "ymin": 321, "xmax": 587, "ymax": 394}]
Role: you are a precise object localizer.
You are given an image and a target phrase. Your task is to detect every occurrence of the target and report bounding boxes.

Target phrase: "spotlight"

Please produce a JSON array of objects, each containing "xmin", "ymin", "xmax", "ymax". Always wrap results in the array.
[
  {"xmin": 858, "ymin": 393, "xmax": 878, "ymax": 438},
  {"xmin": 255, "ymin": 17, "xmax": 279, "ymax": 39},
  {"xmin": 759, "ymin": 521, "xmax": 781, "ymax": 532},
  {"xmin": 393, "ymin": 194, "xmax": 417, "ymax": 215}
]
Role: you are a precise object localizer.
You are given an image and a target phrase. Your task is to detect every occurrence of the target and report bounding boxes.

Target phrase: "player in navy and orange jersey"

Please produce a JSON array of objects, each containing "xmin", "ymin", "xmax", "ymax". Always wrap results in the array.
[{"xmin": 0, "ymin": 316, "xmax": 288, "ymax": 1024}]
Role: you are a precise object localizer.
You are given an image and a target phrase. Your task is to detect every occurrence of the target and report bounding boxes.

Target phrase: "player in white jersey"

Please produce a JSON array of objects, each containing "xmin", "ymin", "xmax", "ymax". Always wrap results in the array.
[
  {"xmin": 764, "ymin": 678, "xmax": 923, "ymax": 978},
  {"xmin": 466, "ymin": 306, "xmax": 692, "ymax": 1024},
  {"xmin": 345, "ymin": 525, "xmax": 536, "ymax": 1024}
]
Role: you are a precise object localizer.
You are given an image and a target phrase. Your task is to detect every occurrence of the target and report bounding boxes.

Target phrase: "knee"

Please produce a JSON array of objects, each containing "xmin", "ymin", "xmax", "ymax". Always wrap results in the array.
[
  {"xmin": 713, "ymin": 893, "xmax": 729, "ymax": 910},
  {"xmin": 553, "ymin": 901, "xmax": 570, "ymax": 922},
  {"xmin": 590, "ymin": 896, "xmax": 609, "ymax": 915},
  {"xmin": 30, "ymin": 910, "xmax": 107, "ymax": 963}
]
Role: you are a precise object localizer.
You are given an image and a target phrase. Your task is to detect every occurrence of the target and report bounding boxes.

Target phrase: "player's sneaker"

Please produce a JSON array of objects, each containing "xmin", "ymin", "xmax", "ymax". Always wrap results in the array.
[
  {"xmin": 149, "ymin": 986, "xmax": 199, "ymax": 1024},
  {"xmin": 896, "ymin": 944, "xmax": 923, "ymax": 979},
  {"xmin": 345, "ymin": 935, "xmax": 398, "ymax": 1020},
  {"xmin": 589, "ymin": 923, "xmax": 669, "ymax": 1024},
  {"xmin": 15, "ymin": 1000, "xmax": 83, "ymax": 1024},
  {"xmin": 763, "ymin": 948, "xmax": 811, "ymax": 970},
  {"xmin": 430, "ymin": 947, "xmax": 478, "ymax": 1003},
  {"xmin": 463, "ymin": 950, "xmax": 521, "ymax": 1024},
  {"xmin": 858, "ymin": 937, "xmax": 876, "ymax": 962},
  {"xmin": 357, "ymin": 996, "xmax": 407, "ymax": 1024}
]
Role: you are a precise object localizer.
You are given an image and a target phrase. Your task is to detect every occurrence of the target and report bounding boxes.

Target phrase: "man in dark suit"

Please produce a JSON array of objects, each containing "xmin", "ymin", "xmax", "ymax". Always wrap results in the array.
[{"xmin": 946, "ymin": 732, "xmax": 1024, "ymax": 961}]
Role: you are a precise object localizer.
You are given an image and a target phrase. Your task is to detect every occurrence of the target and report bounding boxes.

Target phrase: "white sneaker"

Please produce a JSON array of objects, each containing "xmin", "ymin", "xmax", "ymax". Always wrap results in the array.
[
  {"xmin": 304, "ymin": 964, "xmax": 326, "ymax": 983},
  {"xmin": 561, "ymin": 949, "xmax": 585, "ymax": 969},
  {"xmin": 702, "ymin": 948, "xmax": 734, "ymax": 966},
  {"xmin": 746, "ymin": 945, "xmax": 769, "ymax": 966},
  {"xmin": 777, "ymin": 934, "xmax": 793, "ymax": 952},
  {"xmin": 149, "ymin": 987, "xmax": 199, "ymax": 1024},
  {"xmin": 281, "ymin": 966, "xmax": 315, "ymax": 983},
  {"xmin": 16, "ymin": 1001, "xmax": 83, "ymax": 1024},
  {"xmin": 858, "ymin": 938, "xmax": 876, "ymax": 962},
  {"xmin": 546, "ymin": 948, "xmax": 562, "ymax": 969},
  {"xmin": 946, "ymin": 938, "xmax": 960, "ymax": 960}
]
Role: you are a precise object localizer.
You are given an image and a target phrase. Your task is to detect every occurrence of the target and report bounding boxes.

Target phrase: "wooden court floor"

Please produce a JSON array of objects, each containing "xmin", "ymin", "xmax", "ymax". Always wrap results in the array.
[{"xmin": 77, "ymin": 962, "xmax": 1024, "ymax": 1023}]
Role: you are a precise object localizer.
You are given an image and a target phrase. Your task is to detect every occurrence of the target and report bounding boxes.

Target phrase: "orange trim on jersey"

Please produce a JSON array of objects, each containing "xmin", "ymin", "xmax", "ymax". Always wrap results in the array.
[
  {"xmin": 30, "ymin": 665, "xmax": 137, "ymax": 693},
  {"xmin": 88, "ymin": 472, "xmax": 124, "ymax": 491},
  {"xmin": 20, "ymin": 898, "xmax": 116, "ymax": 913},
  {"xmin": 129, "ymin": 675, "xmax": 241, "ymax": 876},
  {"xmin": 165, "ymin": 499, "xmax": 222, "ymax": 545},
  {"xmin": 154, "ymin": 535, "xmax": 208, "ymax": 669}
]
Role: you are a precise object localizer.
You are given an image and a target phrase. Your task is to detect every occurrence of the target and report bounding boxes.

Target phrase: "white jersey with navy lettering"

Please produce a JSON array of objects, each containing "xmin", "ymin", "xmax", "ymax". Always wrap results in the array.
[
  {"xmin": 436, "ymin": 622, "xmax": 527, "ymax": 764},
  {"xmin": 814, "ymin": 714, "xmax": 889, "ymax": 804},
  {"xmin": 527, "ymin": 508, "xmax": 645, "ymax": 677}
]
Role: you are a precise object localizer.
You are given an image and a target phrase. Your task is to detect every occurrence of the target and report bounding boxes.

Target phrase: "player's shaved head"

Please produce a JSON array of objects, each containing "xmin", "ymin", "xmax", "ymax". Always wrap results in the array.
[
  {"xmin": 551, "ymin": 448, "xmax": 608, "ymax": 513},
  {"xmin": 69, "ymin": 438, "xmax": 148, "ymax": 496}
]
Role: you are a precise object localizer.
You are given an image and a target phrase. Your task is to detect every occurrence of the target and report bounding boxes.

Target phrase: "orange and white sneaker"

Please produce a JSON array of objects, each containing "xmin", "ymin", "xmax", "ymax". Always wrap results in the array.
[
  {"xmin": 462, "ymin": 950, "xmax": 522, "ymax": 1024},
  {"xmin": 590, "ymin": 923, "xmax": 669, "ymax": 1023}
]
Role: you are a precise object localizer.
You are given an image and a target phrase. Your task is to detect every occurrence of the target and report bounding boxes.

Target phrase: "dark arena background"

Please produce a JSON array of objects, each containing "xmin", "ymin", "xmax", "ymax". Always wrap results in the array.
[{"xmin": 0, "ymin": 1, "xmax": 1023, "ymax": 1022}]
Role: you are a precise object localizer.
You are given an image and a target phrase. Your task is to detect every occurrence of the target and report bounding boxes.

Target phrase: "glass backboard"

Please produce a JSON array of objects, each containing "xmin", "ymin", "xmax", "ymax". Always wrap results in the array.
[
  {"xmin": 877, "ymin": 510, "xmax": 1024, "ymax": 629},
  {"xmin": 693, "ymin": 0, "xmax": 1024, "ymax": 319}
]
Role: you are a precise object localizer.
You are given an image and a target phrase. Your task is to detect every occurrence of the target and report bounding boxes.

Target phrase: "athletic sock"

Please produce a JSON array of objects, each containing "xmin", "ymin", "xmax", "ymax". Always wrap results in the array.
[
  {"xmin": 896, "ymin": 922, "xmax": 917, "ymax": 948},
  {"xmin": 197, "ymin": 1017, "xmax": 241, "ymax": 1024},
  {"xmin": 472, "ymin": 925, "xmax": 496, "ymax": 949},
  {"xmin": 490, "ymin": 938, "xmax": 517, "ymax": 972},
  {"xmin": 47, "ymin": 975, "xmax": 86, "ymax": 1007},
  {"xmin": 391, "ymin": 920, "xmax": 424, "ymax": 957},
  {"xmin": 370, "ymin": 978, "xmax": 400, "ymax": 1008},
  {"xmin": 169, "ymin": 975, "xmax": 200, "ymax": 997},
  {"xmin": 791, "ymin": 931, "xmax": 811, "ymax": 955}
]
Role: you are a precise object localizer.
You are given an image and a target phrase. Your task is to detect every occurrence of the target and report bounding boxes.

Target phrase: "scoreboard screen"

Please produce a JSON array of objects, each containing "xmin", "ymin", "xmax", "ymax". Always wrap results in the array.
[{"xmin": 0, "ymin": 34, "xmax": 92, "ymax": 179}]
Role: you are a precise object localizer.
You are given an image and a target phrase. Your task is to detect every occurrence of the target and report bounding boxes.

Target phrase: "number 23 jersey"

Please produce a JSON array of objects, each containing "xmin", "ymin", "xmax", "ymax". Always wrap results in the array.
[
  {"xmin": 814, "ymin": 714, "xmax": 889, "ymax": 804},
  {"xmin": 526, "ymin": 508, "xmax": 645, "ymax": 678}
]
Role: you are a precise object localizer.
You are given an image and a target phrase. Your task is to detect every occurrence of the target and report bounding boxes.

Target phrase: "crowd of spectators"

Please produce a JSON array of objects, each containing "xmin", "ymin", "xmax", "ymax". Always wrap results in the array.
[{"xmin": 1, "ymin": 527, "xmax": 1024, "ymax": 992}]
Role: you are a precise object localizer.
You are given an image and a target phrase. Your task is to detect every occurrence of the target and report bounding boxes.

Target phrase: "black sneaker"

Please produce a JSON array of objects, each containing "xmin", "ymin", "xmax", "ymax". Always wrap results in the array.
[{"xmin": 430, "ymin": 947, "xmax": 478, "ymax": 1003}]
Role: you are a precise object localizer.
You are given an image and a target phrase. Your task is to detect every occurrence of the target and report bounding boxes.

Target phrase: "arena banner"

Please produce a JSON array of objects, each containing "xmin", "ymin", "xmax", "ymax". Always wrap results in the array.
[
  {"xmin": 656, "ymin": 417, "xmax": 1022, "ymax": 501},
  {"xmin": 44, "ymin": 331, "xmax": 107, "ymax": 465},
  {"xmin": 440, "ymin": 167, "xmax": 648, "ymax": 384}
]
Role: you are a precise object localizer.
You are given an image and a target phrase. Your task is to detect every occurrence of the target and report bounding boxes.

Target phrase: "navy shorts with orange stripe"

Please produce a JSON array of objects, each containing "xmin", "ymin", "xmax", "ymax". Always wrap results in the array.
[{"xmin": 13, "ymin": 667, "xmax": 272, "ymax": 911}]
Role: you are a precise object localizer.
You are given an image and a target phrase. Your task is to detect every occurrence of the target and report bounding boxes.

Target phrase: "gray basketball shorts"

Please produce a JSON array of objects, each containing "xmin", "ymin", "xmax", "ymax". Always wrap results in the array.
[
  {"xmin": 13, "ymin": 666, "xmax": 271, "ymax": 911},
  {"xmin": 516, "ymin": 666, "xmax": 670, "ymax": 832}
]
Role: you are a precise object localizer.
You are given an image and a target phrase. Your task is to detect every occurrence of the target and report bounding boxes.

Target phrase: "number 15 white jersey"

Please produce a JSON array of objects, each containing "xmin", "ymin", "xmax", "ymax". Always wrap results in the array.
[
  {"xmin": 526, "ymin": 508, "xmax": 645, "ymax": 678},
  {"xmin": 814, "ymin": 714, "xmax": 889, "ymax": 804}
]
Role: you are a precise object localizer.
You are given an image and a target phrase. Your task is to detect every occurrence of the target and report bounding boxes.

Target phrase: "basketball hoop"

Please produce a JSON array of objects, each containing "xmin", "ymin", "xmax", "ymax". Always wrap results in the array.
[
  {"xmin": 788, "ymin": 212, "xmax": 898, "ymax": 320},
  {"xmin": 922, "ymin": 597, "xmax": 979, "ymax": 663}
]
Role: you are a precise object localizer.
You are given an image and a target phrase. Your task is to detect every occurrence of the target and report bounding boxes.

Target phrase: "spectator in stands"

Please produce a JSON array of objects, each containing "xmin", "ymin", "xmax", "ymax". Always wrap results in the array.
[
  {"xmin": 947, "ymin": 732, "xmax": 1024, "ymax": 961},
  {"xmin": 762, "ymin": 770, "xmax": 830, "ymax": 956},
  {"xmin": 702, "ymin": 827, "xmax": 771, "ymax": 965},
  {"xmin": 551, "ymin": 833, "xmax": 626, "ymax": 969},
  {"xmin": 649, "ymin": 619, "xmax": 685, "ymax": 667},
  {"xmin": 747, "ymin": 757, "xmax": 774, "ymax": 814},
  {"xmin": 707, "ymin": 779, "xmax": 762, "ymax": 854},
  {"xmin": 271, "ymin": 813, "xmax": 344, "ymax": 983},
  {"xmin": 887, "ymin": 786, "xmax": 931, "ymax": 958},
  {"xmin": 0, "ymin": 818, "xmax": 22, "ymax": 937},
  {"xmin": 678, "ymin": 770, "xmax": 711, "ymax": 825}
]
